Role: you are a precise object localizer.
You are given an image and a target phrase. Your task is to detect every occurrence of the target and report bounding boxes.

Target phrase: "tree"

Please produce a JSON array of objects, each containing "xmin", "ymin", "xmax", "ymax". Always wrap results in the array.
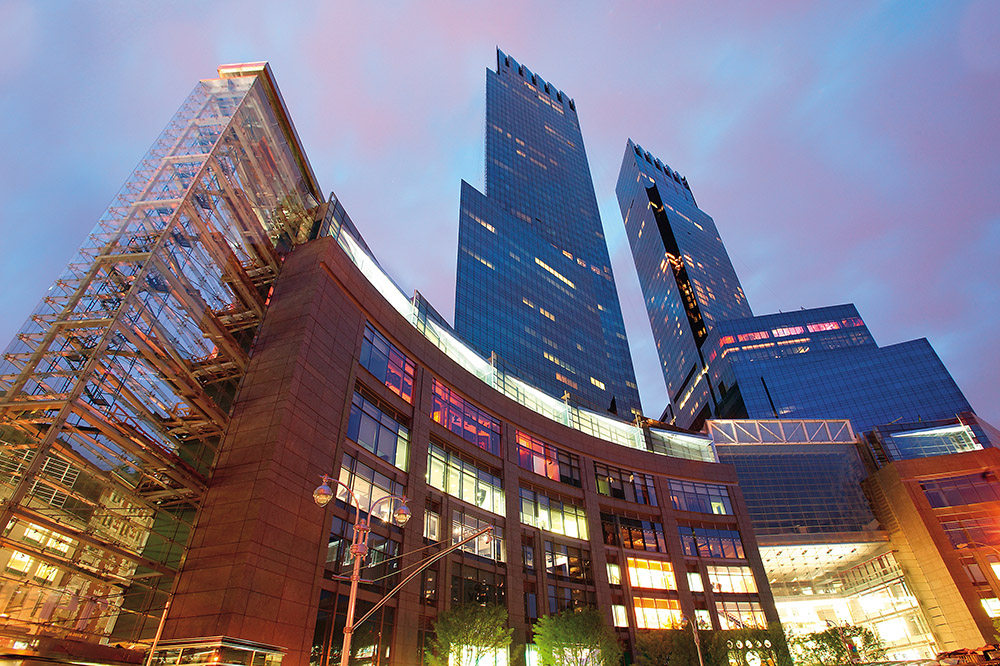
[
  {"xmin": 426, "ymin": 604, "xmax": 513, "ymax": 666},
  {"xmin": 634, "ymin": 629, "xmax": 697, "ymax": 666},
  {"xmin": 533, "ymin": 607, "xmax": 623, "ymax": 666},
  {"xmin": 788, "ymin": 625, "xmax": 885, "ymax": 666}
]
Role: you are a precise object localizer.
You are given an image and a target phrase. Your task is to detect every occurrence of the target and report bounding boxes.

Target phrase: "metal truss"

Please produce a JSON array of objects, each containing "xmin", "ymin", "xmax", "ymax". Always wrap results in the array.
[{"xmin": 0, "ymin": 65, "xmax": 321, "ymax": 648}]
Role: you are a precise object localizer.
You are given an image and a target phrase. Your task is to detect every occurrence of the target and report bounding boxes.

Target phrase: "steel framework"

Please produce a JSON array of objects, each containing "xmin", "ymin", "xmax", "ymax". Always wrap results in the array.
[{"xmin": 0, "ymin": 64, "xmax": 322, "ymax": 650}]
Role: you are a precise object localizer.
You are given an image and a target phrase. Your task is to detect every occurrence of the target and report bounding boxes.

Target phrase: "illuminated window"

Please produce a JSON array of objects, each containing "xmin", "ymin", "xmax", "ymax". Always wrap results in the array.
[
  {"xmin": 706, "ymin": 565, "xmax": 758, "ymax": 594},
  {"xmin": 424, "ymin": 509, "xmax": 440, "ymax": 541},
  {"xmin": 771, "ymin": 326, "xmax": 805, "ymax": 337},
  {"xmin": 347, "ymin": 391, "xmax": 409, "ymax": 471},
  {"xmin": 594, "ymin": 463, "xmax": 657, "ymax": 505},
  {"xmin": 555, "ymin": 373, "xmax": 578, "ymax": 389},
  {"xmin": 668, "ymin": 480, "xmax": 733, "ymax": 515},
  {"xmin": 6, "ymin": 551, "xmax": 32, "ymax": 575},
  {"xmin": 601, "ymin": 514, "xmax": 668, "ymax": 553},
  {"xmin": 807, "ymin": 321, "xmax": 840, "ymax": 332},
  {"xmin": 337, "ymin": 453, "xmax": 405, "ymax": 519},
  {"xmin": 516, "ymin": 431, "xmax": 581, "ymax": 486},
  {"xmin": 687, "ymin": 571, "xmax": 705, "ymax": 592},
  {"xmin": 431, "ymin": 379, "xmax": 501, "ymax": 456},
  {"xmin": 716, "ymin": 600, "xmax": 767, "ymax": 629},
  {"xmin": 360, "ymin": 323, "xmax": 415, "ymax": 403},
  {"xmin": 679, "ymin": 525, "xmax": 745, "ymax": 559},
  {"xmin": 626, "ymin": 557, "xmax": 677, "ymax": 590},
  {"xmin": 520, "ymin": 488, "xmax": 587, "ymax": 538},
  {"xmin": 589, "ymin": 377, "xmax": 605, "ymax": 390},
  {"xmin": 544, "ymin": 540, "xmax": 591, "ymax": 582},
  {"xmin": 34, "ymin": 562, "xmax": 59, "ymax": 583},
  {"xmin": 452, "ymin": 510, "xmax": 505, "ymax": 561},
  {"xmin": 607, "ymin": 562, "xmax": 621, "ymax": 585},
  {"xmin": 534, "ymin": 257, "xmax": 575, "ymax": 289},
  {"xmin": 22, "ymin": 524, "xmax": 47, "ymax": 544},
  {"xmin": 612, "ymin": 605, "xmax": 628, "ymax": 628},
  {"xmin": 737, "ymin": 331, "xmax": 769, "ymax": 343},
  {"xmin": 633, "ymin": 597, "xmax": 682, "ymax": 629},
  {"xmin": 427, "ymin": 444, "xmax": 504, "ymax": 515}
]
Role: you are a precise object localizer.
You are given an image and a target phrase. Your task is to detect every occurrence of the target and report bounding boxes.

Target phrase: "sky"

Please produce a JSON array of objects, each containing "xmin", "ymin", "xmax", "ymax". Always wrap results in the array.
[{"xmin": 0, "ymin": 0, "xmax": 997, "ymax": 427}]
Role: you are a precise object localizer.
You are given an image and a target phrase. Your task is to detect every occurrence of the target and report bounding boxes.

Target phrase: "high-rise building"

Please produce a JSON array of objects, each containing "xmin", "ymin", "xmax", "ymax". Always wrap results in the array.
[
  {"xmin": 0, "ymin": 61, "xmax": 789, "ymax": 666},
  {"xmin": 615, "ymin": 139, "xmax": 751, "ymax": 426},
  {"xmin": 710, "ymin": 418, "xmax": 938, "ymax": 659},
  {"xmin": 455, "ymin": 51, "xmax": 640, "ymax": 416},
  {"xmin": 616, "ymin": 141, "xmax": 973, "ymax": 433},
  {"xmin": 0, "ymin": 62, "xmax": 327, "ymax": 658}
]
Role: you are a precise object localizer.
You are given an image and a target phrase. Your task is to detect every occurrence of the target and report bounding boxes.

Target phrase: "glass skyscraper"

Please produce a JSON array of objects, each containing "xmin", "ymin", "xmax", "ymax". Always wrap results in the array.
[
  {"xmin": 617, "ymin": 141, "xmax": 974, "ymax": 433},
  {"xmin": 615, "ymin": 140, "xmax": 751, "ymax": 426},
  {"xmin": 455, "ymin": 50, "xmax": 640, "ymax": 416}
]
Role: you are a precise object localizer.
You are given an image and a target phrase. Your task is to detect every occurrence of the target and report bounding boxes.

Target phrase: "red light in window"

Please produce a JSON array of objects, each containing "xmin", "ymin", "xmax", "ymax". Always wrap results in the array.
[
  {"xmin": 737, "ymin": 331, "xmax": 769, "ymax": 342},
  {"xmin": 806, "ymin": 321, "xmax": 840, "ymax": 333}
]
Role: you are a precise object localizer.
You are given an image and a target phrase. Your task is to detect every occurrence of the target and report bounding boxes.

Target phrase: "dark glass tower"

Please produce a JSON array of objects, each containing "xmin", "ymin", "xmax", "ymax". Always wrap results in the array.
[
  {"xmin": 615, "ymin": 139, "xmax": 751, "ymax": 426},
  {"xmin": 617, "ymin": 141, "xmax": 973, "ymax": 432},
  {"xmin": 455, "ymin": 51, "xmax": 640, "ymax": 416}
]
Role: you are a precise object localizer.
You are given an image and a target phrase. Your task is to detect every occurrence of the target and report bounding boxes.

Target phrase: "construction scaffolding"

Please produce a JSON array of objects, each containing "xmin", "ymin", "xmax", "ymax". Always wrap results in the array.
[{"xmin": 0, "ymin": 63, "xmax": 322, "ymax": 652}]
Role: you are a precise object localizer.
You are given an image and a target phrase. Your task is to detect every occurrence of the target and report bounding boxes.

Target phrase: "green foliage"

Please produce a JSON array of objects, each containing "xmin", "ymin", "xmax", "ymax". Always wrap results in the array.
[
  {"xmin": 533, "ymin": 607, "xmax": 623, "ymax": 666},
  {"xmin": 634, "ymin": 629, "xmax": 697, "ymax": 666},
  {"xmin": 632, "ymin": 626, "xmax": 791, "ymax": 666},
  {"xmin": 426, "ymin": 604, "xmax": 513, "ymax": 666},
  {"xmin": 704, "ymin": 628, "xmax": 792, "ymax": 666},
  {"xmin": 787, "ymin": 625, "xmax": 885, "ymax": 666}
]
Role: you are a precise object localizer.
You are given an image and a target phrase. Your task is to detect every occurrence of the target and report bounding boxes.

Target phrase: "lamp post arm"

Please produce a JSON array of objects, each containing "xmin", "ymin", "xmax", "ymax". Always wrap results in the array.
[
  {"xmin": 352, "ymin": 525, "xmax": 492, "ymax": 629},
  {"xmin": 322, "ymin": 474, "xmax": 365, "ymax": 523},
  {"xmin": 367, "ymin": 493, "xmax": 409, "ymax": 525}
]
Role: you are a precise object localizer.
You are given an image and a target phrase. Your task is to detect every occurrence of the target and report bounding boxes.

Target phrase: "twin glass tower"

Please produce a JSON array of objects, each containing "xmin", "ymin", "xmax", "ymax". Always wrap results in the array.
[{"xmin": 455, "ymin": 48, "xmax": 972, "ymax": 436}]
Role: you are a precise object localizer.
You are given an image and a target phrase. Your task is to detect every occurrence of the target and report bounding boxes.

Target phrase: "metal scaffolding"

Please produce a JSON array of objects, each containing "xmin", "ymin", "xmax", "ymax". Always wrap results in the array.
[{"xmin": 0, "ymin": 64, "xmax": 322, "ymax": 650}]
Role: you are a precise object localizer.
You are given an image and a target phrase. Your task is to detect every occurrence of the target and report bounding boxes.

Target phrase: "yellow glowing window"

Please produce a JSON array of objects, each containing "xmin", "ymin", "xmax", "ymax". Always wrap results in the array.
[
  {"xmin": 706, "ymin": 565, "xmax": 757, "ymax": 594},
  {"xmin": 534, "ymin": 258, "xmax": 575, "ymax": 289},
  {"xmin": 22, "ymin": 524, "xmax": 47, "ymax": 543},
  {"xmin": 555, "ymin": 373, "xmax": 578, "ymax": 390},
  {"xmin": 612, "ymin": 605, "xmax": 628, "ymax": 628},
  {"xmin": 607, "ymin": 563, "xmax": 621, "ymax": 585},
  {"xmin": 34, "ymin": 562, "xmax": 59, "ymax": 583},
  {"xmin": 6, "ymin": 551, "xmax": 32, "ymax": 574},
  {"xmin": 626, "ymin": 557, "xmax": 677, "ymax": 590},
  {"xmin": 538, "ymin": 308, "xmax": 555, "ymax": 321},
  {"xmin": 633, "ymin": 597, "xmax": 682, "ymax": 629},
  {"xmin": 590, "ymin": 377, "xmax": 605, "ymax": 390},
  {"xmin": 522, "ymin": 297, "xmax": 534, "ymax": 308}
]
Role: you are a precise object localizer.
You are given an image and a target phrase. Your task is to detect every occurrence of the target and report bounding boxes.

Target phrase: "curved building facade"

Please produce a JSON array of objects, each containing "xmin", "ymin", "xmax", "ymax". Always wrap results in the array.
[
  {"xmin": 157, "ymin": 217, "xmax": 780, "ymax": 664},
  {"xmin": 0, "ymin": 62, "xmax": 779, "ymax": 666}
]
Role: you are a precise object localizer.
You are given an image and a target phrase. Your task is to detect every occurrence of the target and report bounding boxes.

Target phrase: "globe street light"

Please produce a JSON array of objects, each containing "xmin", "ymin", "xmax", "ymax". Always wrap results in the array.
[{"xmin": 313, "ymin": 474, "xmax": 410, "ymax": 666}]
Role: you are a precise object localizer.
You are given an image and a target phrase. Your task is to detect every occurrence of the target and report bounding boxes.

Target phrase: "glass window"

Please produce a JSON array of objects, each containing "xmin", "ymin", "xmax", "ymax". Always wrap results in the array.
[
  {"xmin": 612, "ymin": 605, "xmax": 628, "ymax": 628},
  {"xmin": 626, "ymin": 557, "xmax": 676, "ymax": 590},
  {"xmin": 594, "ymin": 462, "xmax": 657, "ymax": 505},
  {"xmin": 347, "ymin": 391, "xmax": 409, "ymax": 471},
  {"xmin": 600, "ymin": 513, "xmax": 668, "ymax": 553},
  {"xmin": 520, "ymin": 488, "xmax": 587, "ymax": 538},
  {"xmin": 516, "ymin": 431, "xmax": 581, "ymax": 486},
  {"xmin": 336, "ymin": 453, "xmax": 405, "ymax": 520},
  {"xmin": 706, "ymin": 565, "xmax": 758, "ymax": 594},
  {"xmin": 544, "ymin": 540, "xmax": 591, "ymax": 582},
  {"xmin": 451, "ymin": 561, "xmax": 505, "ymax": 605},
  {"xmin": 633, "ymin": 597, "xmax": 682, "ymax": 629},
  {"xmin": 687, "ymin": 571, "xmax": 705, "ymax": 593},
  {"xmin": 426, "ymin": 444, "xmax": 504, "ymax": 515},
  {"xmin": 922, "ymin": 473, "xmax": 1000, "ymax": 508},
  {"xmin": 678, "ymin": 525, "xmax": 745, "ymax": 559},
  {"xmin": 431, "ymin": 379, "xmax": 501, "ymax": 456},
  {"xmin": 716, "ymin": 600, "xmax": 767, "ymax": 629},
  {"xmin": 452, "ymin": 510, "xmax": 505, "ymax": 561},
  {"xmin": 668, "ymin": 479, "xmax": 733, "ymax": 515},
  {"xmin": 360, "ymin": 323, "xmax": 415, "ymax": 403}
]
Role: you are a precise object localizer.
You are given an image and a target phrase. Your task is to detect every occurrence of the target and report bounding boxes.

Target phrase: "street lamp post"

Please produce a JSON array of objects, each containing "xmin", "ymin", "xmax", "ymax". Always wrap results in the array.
[{"xmin": 313, "ymin": 474, "xmax": 411, "ymax": 666}]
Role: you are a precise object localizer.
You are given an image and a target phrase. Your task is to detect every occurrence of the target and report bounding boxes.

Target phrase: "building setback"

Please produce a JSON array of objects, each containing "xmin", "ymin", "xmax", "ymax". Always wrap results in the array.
[
  {"xmin": 455, "ymin": 51, "xmax": 641, "ymax": 416},
  {"xmin": 0, "ymin": 63, "xmax": 785, "ymax": 666},
  {"xmin": 616, "ymin": 141, "xmax": 974, "ymax": 433}
]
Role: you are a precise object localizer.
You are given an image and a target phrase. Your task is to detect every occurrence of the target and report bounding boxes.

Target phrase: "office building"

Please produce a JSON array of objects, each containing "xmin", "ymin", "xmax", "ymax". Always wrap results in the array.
[
  {"xmin": 455, "ymin": 51, "xmax": 641, "ymax": 416},
  {"xmin": 863, "ymin": 443, "xmax": 1000, "ymax": 650},
  {"xmin": 616, "ymin": 141, "xmax": 974, "ymax": 432},
  {"xmin": 0, "ymin": 62, "xmax": 785, "ymax": 666},
  {"xmin": 711, "ymin": 419, "xmax": 938, "ymax": 659}
]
